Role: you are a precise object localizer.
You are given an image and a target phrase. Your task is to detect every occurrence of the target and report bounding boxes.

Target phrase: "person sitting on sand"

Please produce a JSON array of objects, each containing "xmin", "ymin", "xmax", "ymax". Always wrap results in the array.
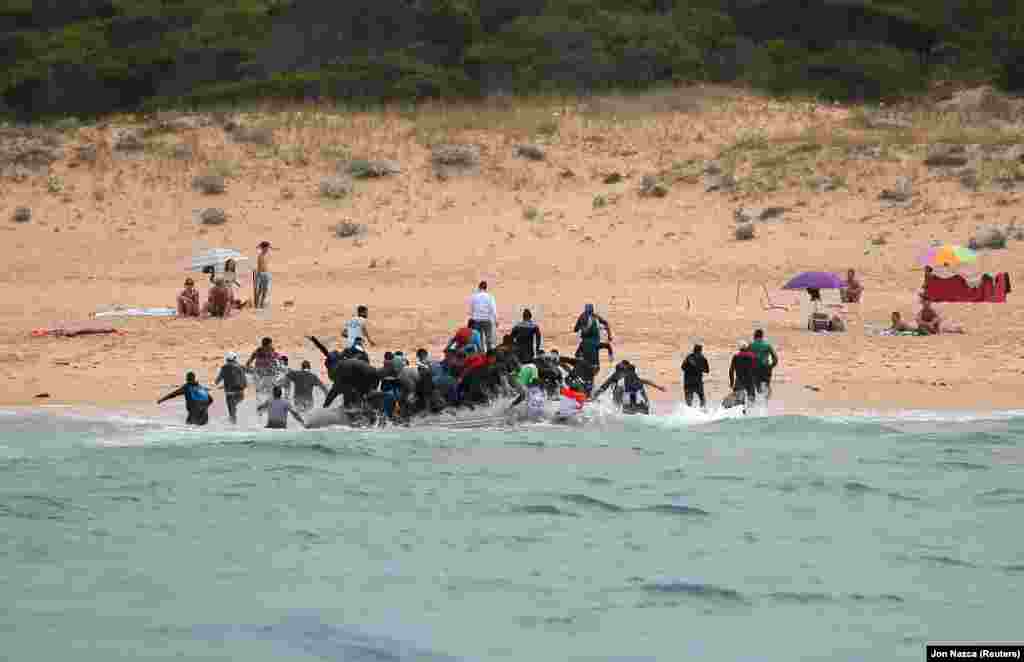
[
  {"xmin": 204, "ymin": 278, "xmax": 232, "ymax": 318},
  {"xmin": 223, "ymin": 259, "xmax": 248, "ymax": 309},
  {"xmin": 841, "ymin": 269, "xmax": 863, "ymax": 303},
  {"xmin": 257, "ymin": 386, "xmax": 305, "ymax": 429},
  {"xmin": 890, "ymin": 311, "xmax": 914, "ymax": 332},
  {"xmin": 917, "ymin": 299, "xmax": 942, "ymax": 335},
  {"xmin": 177, "ymin": 278, "xmax": 200, "ymax": 317}
]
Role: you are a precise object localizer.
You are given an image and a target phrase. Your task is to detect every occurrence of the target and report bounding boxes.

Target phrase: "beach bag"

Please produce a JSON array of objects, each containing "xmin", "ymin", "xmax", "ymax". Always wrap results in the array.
[
  {"xmin": 185, "ymin": 384, "xmax": 211, "ymax": 403},
  {"xmin": 809, "ymin": 312, "xmax": 830, "ymax": 332}
]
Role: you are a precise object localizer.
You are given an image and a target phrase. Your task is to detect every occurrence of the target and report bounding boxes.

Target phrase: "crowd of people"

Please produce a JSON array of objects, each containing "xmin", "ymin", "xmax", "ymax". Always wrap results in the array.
[{"xmin": 158, "ymin": 283, "xmax": 782, "ymax": 427}]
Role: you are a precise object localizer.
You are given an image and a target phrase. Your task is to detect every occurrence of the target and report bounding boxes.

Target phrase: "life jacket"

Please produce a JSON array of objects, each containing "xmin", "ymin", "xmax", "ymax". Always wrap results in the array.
[{"xmin": 185, "ymin": 383, "xmax": 211, "ymax": 403}]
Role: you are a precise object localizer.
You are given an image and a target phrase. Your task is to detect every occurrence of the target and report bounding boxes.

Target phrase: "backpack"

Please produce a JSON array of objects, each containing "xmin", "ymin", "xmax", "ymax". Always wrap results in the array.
[{"xmin": 185, "ymin": 384, "xmax": 211, "ymax": 403}]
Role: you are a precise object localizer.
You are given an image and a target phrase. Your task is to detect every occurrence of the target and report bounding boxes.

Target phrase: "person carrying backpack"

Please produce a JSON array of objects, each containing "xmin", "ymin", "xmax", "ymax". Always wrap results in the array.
[
  {"xmin": 158, "ymin": 371, "xmax": 214, "ymax": 425},
  {"xmin": 215, "ymin": 352, "xmax": 248, "ymax": 424}
]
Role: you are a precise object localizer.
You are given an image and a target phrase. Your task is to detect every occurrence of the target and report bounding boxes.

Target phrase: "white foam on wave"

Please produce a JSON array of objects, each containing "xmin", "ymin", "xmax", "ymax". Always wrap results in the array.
[{"xmin": 809, "ymin": 408, "xmax": 1024, "ymax": 425}]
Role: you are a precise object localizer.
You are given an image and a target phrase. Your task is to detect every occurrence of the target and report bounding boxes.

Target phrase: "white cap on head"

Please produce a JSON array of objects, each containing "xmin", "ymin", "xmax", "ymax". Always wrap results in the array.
[{"xmin": 225, "ymin": 351, "xmax": 238, "ymax": 362}]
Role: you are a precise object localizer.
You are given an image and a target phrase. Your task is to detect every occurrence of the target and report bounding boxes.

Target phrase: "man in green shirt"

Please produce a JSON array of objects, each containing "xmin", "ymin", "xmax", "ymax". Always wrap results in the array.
[{"xmin": 750, "ymin": 328, "xmax": 779, "ymax": 399}]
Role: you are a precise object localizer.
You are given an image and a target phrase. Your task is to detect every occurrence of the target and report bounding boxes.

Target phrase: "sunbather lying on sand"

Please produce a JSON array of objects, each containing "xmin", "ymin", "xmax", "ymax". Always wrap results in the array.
[
  {"xmin": 890, "ymin": 311, "xmax": 913, "ymax": 332},
  {"xmin": 916, "ymin": 300, "xmax": 966, "ymax": 335}
]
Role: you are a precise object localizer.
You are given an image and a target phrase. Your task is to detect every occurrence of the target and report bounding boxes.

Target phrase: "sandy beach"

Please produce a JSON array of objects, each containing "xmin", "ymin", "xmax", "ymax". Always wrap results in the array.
[{"xmin": 2, "ymin": 87, "xmax": 1022, "ymax": 412}]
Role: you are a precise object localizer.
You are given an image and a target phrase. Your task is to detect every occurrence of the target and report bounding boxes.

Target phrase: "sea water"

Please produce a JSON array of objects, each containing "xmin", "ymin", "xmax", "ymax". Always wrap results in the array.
[{"xmin": 2, "ymin": 405, "xmax": 1023, "ymax": 661}]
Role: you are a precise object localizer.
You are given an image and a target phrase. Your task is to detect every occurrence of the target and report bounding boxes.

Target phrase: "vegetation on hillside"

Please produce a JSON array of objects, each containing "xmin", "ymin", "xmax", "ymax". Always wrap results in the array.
[{"xmin": 1, "ymin": 0, "xmax": 1022, "ymax": 118}]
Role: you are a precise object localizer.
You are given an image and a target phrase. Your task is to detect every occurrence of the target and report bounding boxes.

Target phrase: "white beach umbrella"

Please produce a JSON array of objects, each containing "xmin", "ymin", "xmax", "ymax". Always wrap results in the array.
[{"xmin": 185, "ymin": 248, "xmax": 250, "ymax": 272}]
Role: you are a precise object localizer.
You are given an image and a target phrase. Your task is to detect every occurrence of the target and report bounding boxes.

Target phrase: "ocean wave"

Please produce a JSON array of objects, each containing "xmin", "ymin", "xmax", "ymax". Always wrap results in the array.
[
  {"xmin": 191, "ymin": 612, "xmax": 463, "ymax": 661},
  {"xmin": 918, "ymin": 554, "xmax": 979, "ymax": 569},
  {"xmin": 641, "ymin": 579, "xmax": 747, "ymax": 602},
  {"xmin": 975, "ymin": 488, "xmax": 1024, "ymax": 504},
  {"xmin": 639, "ymin": 504, "xmax": 711, "ymax": 516},
  {"xmin": 935, "ymin": 461, "xmax": 990, "ymax": 471},
  {"xmin": 512, "ymin": 504, "xmax": 579, "ymax": 517},
  {"xmin": 561, "ymin": 493, "xmax": 626, "ymax": 512}
]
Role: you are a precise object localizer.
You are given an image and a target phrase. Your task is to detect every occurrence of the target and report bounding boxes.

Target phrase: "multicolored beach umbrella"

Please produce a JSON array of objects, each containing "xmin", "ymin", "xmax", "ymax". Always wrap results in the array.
[{"xmin": 918, "ymin": 244, "xmax": 977, "ymax": 267}]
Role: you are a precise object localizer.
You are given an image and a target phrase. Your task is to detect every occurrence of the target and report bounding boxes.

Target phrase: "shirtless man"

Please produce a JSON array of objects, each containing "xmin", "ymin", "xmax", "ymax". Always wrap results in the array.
[
  {"xmin": 254, "ymin": 241, "xmax": 271, "ymax": 309},
  {"xmin": 916, "ymin": 299, "xmax": 941, "ymax": 335},
  {"xmin": 842, "ymin": 268, "xmax": 863, "ymax": 303}
]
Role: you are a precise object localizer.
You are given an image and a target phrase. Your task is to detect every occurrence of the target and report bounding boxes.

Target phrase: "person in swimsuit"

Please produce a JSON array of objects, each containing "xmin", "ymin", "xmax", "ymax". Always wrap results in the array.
[
  {"xmin": 254, "ymin": 241, "xmax": 272, "ymax": 309},
  {"xmin": 205, "ymin": 278, "xmax": 232, "ymax": 318},
  {"xmin": 177, "ymin": 278, "xmax": 200, "ymax": 317},
  {"xmin": 257, "ymin": 386, "xmax": 305, "ymax": 429},
  {"xmin": 916, "ymin": 299, "xmax": 942, "ymax": 335}
]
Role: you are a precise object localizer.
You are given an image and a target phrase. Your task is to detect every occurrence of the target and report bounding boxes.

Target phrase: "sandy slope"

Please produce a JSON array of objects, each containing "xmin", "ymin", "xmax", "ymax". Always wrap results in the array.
[{"xmin": 1, "ymin": 88, "xmax": 1022, "ymax": 412}]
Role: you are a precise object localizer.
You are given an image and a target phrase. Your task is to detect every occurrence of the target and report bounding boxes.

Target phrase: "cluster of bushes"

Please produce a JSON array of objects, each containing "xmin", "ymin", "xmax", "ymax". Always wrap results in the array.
[{"xmin": 2, "ymin": 0, "xmax": 1023, "ymax": 117}]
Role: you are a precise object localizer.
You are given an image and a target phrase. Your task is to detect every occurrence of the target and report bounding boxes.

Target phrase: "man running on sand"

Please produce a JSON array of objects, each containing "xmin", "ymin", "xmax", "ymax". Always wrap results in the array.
[{"xmin": 254, "ymin": 241, "xmax": 272, "ymax": 309}]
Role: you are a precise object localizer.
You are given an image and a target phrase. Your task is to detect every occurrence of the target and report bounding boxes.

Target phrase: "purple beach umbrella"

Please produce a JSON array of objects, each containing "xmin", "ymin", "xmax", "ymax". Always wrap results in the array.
[{"xmin": 782, "ymin": 271, "xmax": 846, "ymax": 290}]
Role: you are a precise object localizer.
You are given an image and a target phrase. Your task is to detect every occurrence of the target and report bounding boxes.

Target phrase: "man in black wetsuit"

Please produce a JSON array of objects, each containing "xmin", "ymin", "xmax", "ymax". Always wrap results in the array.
[
  {"xmin": 309, "ymin": 336, "xmax": 381, "ymax": 408},
  {"xmin": 509, "ymin": 308, "xmax": 543, "ymax": 364},
  {"xmin": 728, "ymin": 343, "xmax": 758, "ymax": 411},
  {"xmin": 681, "ymin": 344, "xmax": 710, "ymax": 409},
  {"xmin": 157, "ymin": 371, "xmax": 214, "ymax": 425},
  {"xmin": 593, "ymin": 360, "xmax": 665, "ymax": 413}
]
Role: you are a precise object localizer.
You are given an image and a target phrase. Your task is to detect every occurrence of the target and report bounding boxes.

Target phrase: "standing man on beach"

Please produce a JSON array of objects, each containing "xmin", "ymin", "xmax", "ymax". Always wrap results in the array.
[
  {"xmin": 254, "ymin": 241, "xmax": 272, "ymax": 309},
  {"xmin": 469, "ymin": 280, "xmax": 497, "ymax": 352},
  {"xmin": 342, "ymin": 305, "xmax": 375, "ymax": 348},
  {"xmin": 749, "ymin": 329, "xmax": 779, "ymax": 399},
  {"xmin": 681, "ymin": 344, "xmax": 710, "ymax": 409},
  {"xmin": 510, "ymin": 308, "xmax": 543, "ymax": 364}
]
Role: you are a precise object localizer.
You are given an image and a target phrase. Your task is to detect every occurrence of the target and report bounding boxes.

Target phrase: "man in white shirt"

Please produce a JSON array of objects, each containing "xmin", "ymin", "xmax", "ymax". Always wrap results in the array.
[
  {"xmin": 468, "ymin": 280, "xmax": 497, "ymax": 352},
  {"xmin": 342, "ymin": 305, "xmax": 375, "ymax": 349}
]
